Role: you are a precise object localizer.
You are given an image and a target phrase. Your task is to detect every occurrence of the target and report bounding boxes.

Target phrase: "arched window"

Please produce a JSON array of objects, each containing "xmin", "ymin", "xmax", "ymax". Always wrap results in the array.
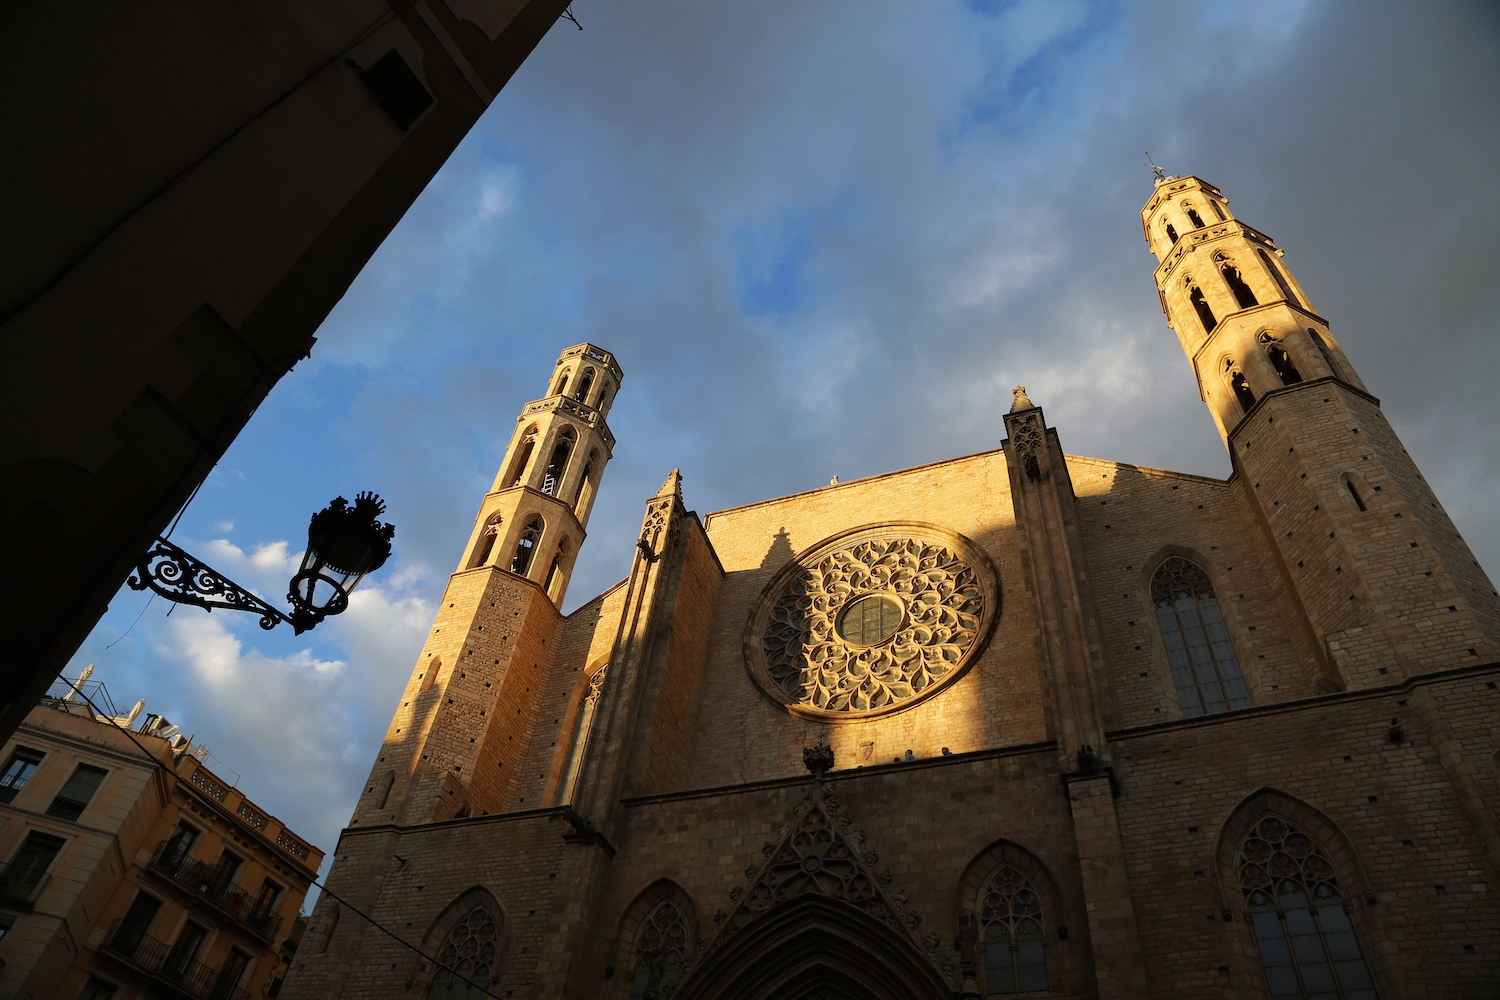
[
  {"xmin": 422, "ymin": 657, "xmax": 442, "ymax": 693},
  {"xmin": 1340, "ymin": 473, "xmax": 1368, "ymax": 512},
  {"xmin": 1257, "ymin": 249, "xmax": 1301, "ymax": 308},
  {"xmin": 1189, "ymin": 283, "xmax": 1218, "ymax": 333},
  {"xmin": 1308, "ymin": 328, "xmax": 1342, "ymax": 379},
  {"xmin": 374, "ymin": 771, "xmax": 395, "ymax": 810},
  {"xmin": 542, "ymin": 430, "xmax": 574, "ymax": 497},
  {"xmin": 544, "ymin": 540, "xmax": 569, "ymax": 599},
  {"xmin": 979, "ymin": 864, "xmax": 1048, "ymax": 994},
  {"xmin": 512, "ymin": 517, "xmax": 543, "ymax": 576},
  {"xmin": 574, "ymin": 453, "xmax": 597, "ymax": 516},
  {"xmin": 509, "ymin": 428, "xmax": 538, "ymax": 488},
  {"xmin": 1258, "ymin": 332, "xmax": 1302, "ymax": 386},
  {"xmin": 426, "ymin": 903, "xmax": 501, "ymax": 1000},
  {"xmin": 555, "ymin": 664, "xmax": 606, "ymax": 805},
  {"xmin": 1239, "ymin": 816, "xmax": 1377, "ymax": 999},
  {"xmin": 469, "ymin": 514, "xmax": 502, "ymax": 568},
  {"xmin": 1217, "ymin": 254, "xmax": 1259, "ymax": 308},
  {"xmin": 574, "ymin": 368, "xmax": 595, "ymax": 403},
  {"xmin": 627, "ymin": 901, "xmax": 688, "ymax": 1000},
  {"xmin": 1211, "ymin": 199, "xmax": 1226, "ymax": 221},
  {"xmin": 553, "ymin": 370, "xmax": 570, "ymax": 396},
  {"xmin": 596, "ymin": 386, "xmax": 610, "ymax": 412},
  {"xmin": 1151, "ymin": 556, "xmax": 1250, "ymax": 716},
  {"xmin": 1186, "ymin": 204, "xmax": 1206, "ymax": 228},
  {"xmin": 1224, "ymin": 358, "xmax": 1256, "ymax": 414},
  {"xmin": 1165, "ymin": 220, "xmax": 1179, "ymax": 244}
]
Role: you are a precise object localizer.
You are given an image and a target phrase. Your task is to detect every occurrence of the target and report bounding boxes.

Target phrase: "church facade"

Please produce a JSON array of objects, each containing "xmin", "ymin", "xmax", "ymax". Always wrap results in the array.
[{"xmin": 282, "ymin": 176, "xmax": 1500, "ymax": 1000}]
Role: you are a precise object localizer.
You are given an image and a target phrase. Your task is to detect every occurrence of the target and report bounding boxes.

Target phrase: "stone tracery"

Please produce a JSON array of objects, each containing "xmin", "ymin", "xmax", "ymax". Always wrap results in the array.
[{"xmin": 751, "ymin": 528, "xmax": 995, "ymax": 719}]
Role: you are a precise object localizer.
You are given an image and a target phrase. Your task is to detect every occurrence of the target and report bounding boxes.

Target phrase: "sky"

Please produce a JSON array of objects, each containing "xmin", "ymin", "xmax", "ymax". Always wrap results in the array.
[{"xmin": 65, "ymin": 0, "xmax": 1500, "ymax": 902}]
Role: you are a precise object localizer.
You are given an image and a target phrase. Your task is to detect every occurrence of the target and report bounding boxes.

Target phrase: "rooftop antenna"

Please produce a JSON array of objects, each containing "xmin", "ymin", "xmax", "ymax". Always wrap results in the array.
[{"xmin": 1144, "ymin": 150, "xmax": 1168, "ymax": 183}]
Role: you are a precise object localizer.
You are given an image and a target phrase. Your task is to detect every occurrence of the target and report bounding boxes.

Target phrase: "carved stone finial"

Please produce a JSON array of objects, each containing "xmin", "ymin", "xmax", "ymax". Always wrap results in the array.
[
  {"xmin": 656, "ymin": 468, "xmax": 683, "ymax": 498},
  {"xmin": 803, "ymin": 738, "xmax": 834, "ymax": 778},
  {"xmin": 1010, "ymin": 385, "xmax": 1034, "ymax": 413}
]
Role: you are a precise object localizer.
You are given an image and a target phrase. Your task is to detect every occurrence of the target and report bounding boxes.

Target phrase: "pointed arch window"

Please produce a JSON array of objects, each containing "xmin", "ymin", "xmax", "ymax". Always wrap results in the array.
[
  {"xmin": 556, "ymin": 665, "xmax": 606, "ymax": 805},
  {"xmin": 979, "ymin": 864, "xmax": 1048, "ymax": 994},
  {"xmin": 426, "ymin": 904, "xmax": 500, "ymax": 1000},
  {"xmin": 374, "ymin": 770, "xmax": 395, "ymax": 810},
  {"xmin": 1308, "ymin": 328, "xmax": 1342, "ymax": 379},
  {"xmin": 574, "ymin": 368, "xmax": 595, "ymax": 403},
  {"xmin": 512, "ymin": 517, "xmax": 543, "ymax": 576},
  {"xmin": 1151, "ymin": 556, "xmax": 1250, "ymax": 716},
  {"xmin": 1217, "ymin": 254, "xmax": 1259, "ymax": 308},
  {"xmin": 1164, "ymin": 220, "xmax": 1179, "ymax": 244},
  {"xmin": 1186, "ymin": 204, "xmax": 1206, "ymax": 228},
  {"xmin": 1211, "ymin": 199, "xmax": 1226, "ymax": 221},
  {"xmin": 544, "ymin": 539, "xmax": 569, "ymax": 599},
  {"xmin": 542, "ymin": 430, "xmax": 575, "ymax": 496},
  {"xmin": 1258, "ymin": 332, "xmax": 1303, "ymax": 386},
  {"xmin": 1258, "ymin": 249, "xmax": 1301, "ymax": 308},
  {"xmin": 1239, "ymin": 816, "xmax": 1377, "ymax": 999},
  {"xmin": 1223, "ymin": 358, "xmax": 1256, "ymax": 414},
  {"xmin": 574, "ymin": 451, "xmax": 598, "ymax": 516},
  {"xmin": 1189, "ymin": 282, "xmax": 1218, "ymax": 333},
  {"xmin": 627, "ymin": 901, "xmax": 688, "ymax": 1000},
  {"xmin": 509, "ymin": 428, "xmax": 538, "ymax": 488},
  {"xmin": 553, "ymin": 370, "xmax": 570, "ymax": 396},
  {"xmin": 470, "ymin": 514, "xmax": 502, "ymax": 568}
]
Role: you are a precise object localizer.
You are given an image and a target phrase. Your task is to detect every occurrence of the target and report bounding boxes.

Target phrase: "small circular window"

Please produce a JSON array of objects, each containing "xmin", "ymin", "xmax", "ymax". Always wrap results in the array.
[{"xmin": 836, "ymin": 594, "xmax": 904, "ymax": 646}]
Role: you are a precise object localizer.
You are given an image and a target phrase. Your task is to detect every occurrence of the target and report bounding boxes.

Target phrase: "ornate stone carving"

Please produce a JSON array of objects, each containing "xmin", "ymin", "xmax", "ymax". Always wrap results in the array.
[{"xmin": 746, "ymin": 523, "xmax": 998, "ymax": 721}]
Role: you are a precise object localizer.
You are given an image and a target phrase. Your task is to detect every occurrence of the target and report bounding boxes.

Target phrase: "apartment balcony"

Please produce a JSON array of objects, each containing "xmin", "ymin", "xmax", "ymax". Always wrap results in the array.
[
  {"xmin": 146, "ymin": 844, "xmax": 282, "ymax": 940},
  {"xmin": 102, "ymin": 919, "xmax": 252, "ymax": 1000},
  {"xmin": 0, "ymin": 860, "xmax": 50, "ymax": 909}
]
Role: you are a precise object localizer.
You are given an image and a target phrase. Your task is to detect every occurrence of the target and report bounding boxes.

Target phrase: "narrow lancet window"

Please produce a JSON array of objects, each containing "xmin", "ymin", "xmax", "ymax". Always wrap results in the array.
[
  {"xmin": 1219, "ymin": 257, "xmax": 1259, "ymax": 308},
  {"xmin": 1259, "ymin": 333, "xmax": 1302, "ymax": 386},
  {"xmin": 374, "ymin": 771, "xmax": 394, "ymax": 809},
  {"xmin": 1342, "ymin": 475, "xmax": 1367, "ymax": 512},
  {"xmin": 1152, "ymin": 557, "xmax": 1251, "ymax": 716},
  {"xmin": 1190, "ymin": 285, "xmax": 1218, "ymax": 333},
  {"xmin": 1257, "ymin": 249, "xmax": 1301, "ymax": 307},
  {"xmin": 1186, "ymin": 204, "xmax": 1206, "ymax": 228},
  {"xmin": 553, "ymin": 371, "xmax": 569, "ymax": 396},
  {"xmin": 980, "ymin": 865, "xmax": 1048, "ymax": 994},
  {"xmin": 512, "ymin": 517, "xmax": 543, "ymax": 576},
  {"xmin": 556, "ymin": 665, "xmax": 607, "ymax": 805},
  {"xmin": 1165, "ymin": 221, "xmax": 1179, "ymax": 244},
  {"xmin": 470, "ymin": 514, "xmax": 502, "ymax": 568},
  {"xmin": 574, "ymin": 368, "xmax": 595, "ymax": 403},
  {"xmin": 542, "ymin": 430, "xmax": 574, "ymax": 496},
  {"xmin": 1223, "ymin": 358, "xmax": 1256, "ymax": 413},
  {"xmin": 1239, "ymin": 817, "xmax": 1377, "ymax": 1000},
  {"xmin": 574, "ymin": 453, "xmax": 597, "ymax": 516},
  {"xmin": 509, "ymin": 429, "xmax": 537, "ymax": 488},
  {"xmin": 1211, "ymin": 200, "xmax": 1226, "ymax": 221},
  {"xmin": 1308, "ymin": 328, "xmax": 1342, "ymax": 379}
]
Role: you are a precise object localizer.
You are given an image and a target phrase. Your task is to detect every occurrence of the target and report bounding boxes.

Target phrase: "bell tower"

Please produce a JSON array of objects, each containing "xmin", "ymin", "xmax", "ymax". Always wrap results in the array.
[
  {"xmin": 351, "ymin": 344, "xmax": 622, "ymax": 826},
  {"xmin": 1143, "ymin": 174, "xmax": 1500, "ymax": 686}
]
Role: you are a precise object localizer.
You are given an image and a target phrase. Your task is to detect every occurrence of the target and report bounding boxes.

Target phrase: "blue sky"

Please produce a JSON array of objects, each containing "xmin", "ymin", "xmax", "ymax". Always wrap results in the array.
[{"xmin": 65, "ymin": 0, "xmax": 1500, "ymax": 901}]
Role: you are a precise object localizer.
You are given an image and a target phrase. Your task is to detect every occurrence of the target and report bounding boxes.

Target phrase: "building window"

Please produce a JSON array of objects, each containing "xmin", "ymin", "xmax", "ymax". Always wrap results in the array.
[
  {"xmin": 1218, "ymin": 257, "xmax": 1259, "ymax": 309},
  {"xmin": 574, "ymin": 368, "xmax": 595, "ymax": 404},
  {"xmin": 1259, "ymin": 332, "xmax": 1303, "ymax": 386},
  {"xmin": 836, "ymin": 594, "xmax": 903, "ymax": 645},
  {"xmin": 979, "ymin": 864, "xmax": 1048, "ymax": 994},
  {"xmin": 46, "ymin": 763, "xmax": 107, "ymax": 820},
  {"xmin": 574, "ymin": 452, "xmax": 598, "ymax": 517},
  {"xmin": 470, "ymin": 514, "xmax": 502, "ymax": 568},
  {"xmin": 166, "ymin": 922, "xmax": 208, "ymax": 978},
  {"xmin": 1151, "ymin": 556, "xmax": 1251, "ymax": 716},
  {"xmin": 545, "ymin": 540, "xmax": 570, "ymax": 599},
  {"xmin": 1164, "ymin": 220, "xmax": 1179, "ymax": 244},
  {"xmin": 1223, "ymin": 358, "xmax": 1256, "ymax": 414},
  {"xmin": 2, "ymin": 831, "xmax": 64, "ymax": 904},
  {"xmin": 556, "ymin": 666, "xmax": 607, "ymax": 805},
  {"xmin": 109, "ymin": 890, "xmax": 162, "ymax": 957},
  {"xmin": 251, "ymin": 879, "xmax": 284, "ymax": 927},
  {"xmin": 209, "ymin": 851, "xmax": 243, "ymax": 895},
  {"xmin": 1307, "ymin": 328, "xmax": 1342, "ymax": 379},
  {"xmin": 1186, "ymin": 204, "xmax": 1206, "ymax": 228},
  {"xmin": 375, "ymin": 770, "xmax": 396, "ymax": 809},
  {"xmin": 427, "ymin": 905, "xmax": 499, "ymax": 1000},
  {"xmin": 214, "ymin": 949, "xmax": 253, "ymax": 998},
  {"xmin": 1341, "ymin": 474, "xmax": 1368, "ymax": 512},
  {"xmin": 508, "ymin": 428, "xmax": 538, "ymax": 488},
  {"xmin": 1189, "ymin": 285, "xmax": 1218, "ymax": 333},
  {"xmin": 542, "ymin": 430, "xmax": 575, "ymax": 496},
  {"xmin": 1211, "ymin": 199, "xmax": 1226, "ymax": 221},
  {"xmin": 1239, "ymin": 816, "xmax": 1377, "ymax": 999},
  {"xmin": 0, "ymin": 746, "xmax": 44, "ymax": 802},
  {"xmin": 553, "ymin": 370, "xmax": 569, "ymax": 396},
  {"xmin": 512, "ymin": 517, "xmax": 544, "ymax": 576},
  {"xmin": 628, "ymin": 901, "xmax": 688, "ymax": 1000},
  {"xmin": 0, "ymin": 912, "xmax": 14, "ymax": 942},
  {"xmin": 77, "ymin": 977, "xmax": 118, "ymax": 1000},
  {"xmin": 159, "ymin": 822, "xmax": 198, "ymax": 873},
  {"xmin": 1257, "ymin": 249, "xmax": 1301, "ymax": 308}
]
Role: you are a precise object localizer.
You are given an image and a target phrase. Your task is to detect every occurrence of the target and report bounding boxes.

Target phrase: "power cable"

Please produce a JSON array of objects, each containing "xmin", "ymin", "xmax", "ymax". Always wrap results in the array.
[{"xmin": 62, "ymin": 680, "xmax": 504, "ymax": 1000}]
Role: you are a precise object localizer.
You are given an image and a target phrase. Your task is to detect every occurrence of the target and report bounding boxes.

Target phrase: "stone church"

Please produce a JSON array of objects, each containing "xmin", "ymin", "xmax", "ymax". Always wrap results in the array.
[{"xmin": 283, "ymin": 176, "xmax": 1500, "ymax": 1000}]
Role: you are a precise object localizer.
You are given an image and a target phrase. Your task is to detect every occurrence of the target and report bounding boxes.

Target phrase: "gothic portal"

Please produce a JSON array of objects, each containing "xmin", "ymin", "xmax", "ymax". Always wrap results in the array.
[{"xmin": 283, "ymin": 177, "xmax": 1500, "ymax": 1000}]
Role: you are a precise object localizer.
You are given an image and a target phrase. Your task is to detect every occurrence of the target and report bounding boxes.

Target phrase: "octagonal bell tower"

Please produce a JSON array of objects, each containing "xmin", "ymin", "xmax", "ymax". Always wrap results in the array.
[
  {"xmin": 351, "ymin": 344, "xmax": 622, "ymax": 826},
  {"xmin": 1143, "ymin": 174, "xmax": 1500, "ymax": 686}
]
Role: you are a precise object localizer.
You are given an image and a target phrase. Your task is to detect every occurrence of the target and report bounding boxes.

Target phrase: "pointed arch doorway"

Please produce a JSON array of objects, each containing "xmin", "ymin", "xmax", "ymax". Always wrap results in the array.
[{"xmin": 674, "ymin": 895, "xmax": 950, "ymax": 1000}]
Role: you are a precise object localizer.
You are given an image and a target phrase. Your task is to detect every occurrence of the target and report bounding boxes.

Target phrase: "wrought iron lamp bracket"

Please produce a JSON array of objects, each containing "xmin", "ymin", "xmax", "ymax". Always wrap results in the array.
[{"xmin": 128, "ymin": 536, "xmax": 291, "ymax": 632}]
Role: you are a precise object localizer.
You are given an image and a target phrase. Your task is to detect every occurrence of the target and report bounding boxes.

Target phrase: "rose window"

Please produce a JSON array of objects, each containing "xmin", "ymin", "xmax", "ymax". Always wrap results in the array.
[{"xmin": 746, "ymin": 524, "xmax": 998, "ymax": 720}]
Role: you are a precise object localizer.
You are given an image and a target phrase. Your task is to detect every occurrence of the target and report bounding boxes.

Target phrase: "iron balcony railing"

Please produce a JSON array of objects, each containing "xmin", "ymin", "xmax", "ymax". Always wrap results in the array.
[
  {"xmin": 103, "ymin": 919, "xmax": 252, "ymax": 1000},
  {"xmin": 149, "ymin": 843, "xmax": 283, "ymax": 939},
  {"xmin": 0, "ymin": 860, "xmax": 50, "ymax": 907}
]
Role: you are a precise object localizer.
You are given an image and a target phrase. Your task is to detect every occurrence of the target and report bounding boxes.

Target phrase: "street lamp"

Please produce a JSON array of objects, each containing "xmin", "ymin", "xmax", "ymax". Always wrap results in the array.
[{"xmin": 129, "ymin": 493, "xmax": 395, "ymax": 635}]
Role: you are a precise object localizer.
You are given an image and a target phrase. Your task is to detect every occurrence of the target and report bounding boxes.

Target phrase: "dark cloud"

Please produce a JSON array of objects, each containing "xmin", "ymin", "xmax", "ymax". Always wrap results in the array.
[{"xmin": 67, "ymin": 0, "xmax": 1500, "ymax": 892}]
